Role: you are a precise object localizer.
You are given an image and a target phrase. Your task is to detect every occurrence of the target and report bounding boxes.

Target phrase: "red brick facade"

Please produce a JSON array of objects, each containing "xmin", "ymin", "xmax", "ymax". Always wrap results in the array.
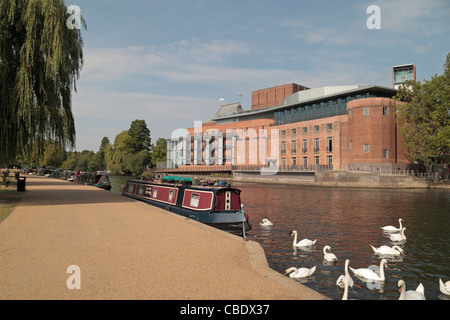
[
  {"xmin": 251, "ymin": 83, "xmax": 309, "ymax": 110},
  {"xmin": 346, "ymin": 98, "xmax": 409, "ymax": 169},
  {"xmin": 168, "ymin": 88, "xmax": 410, "ymax": 172}
]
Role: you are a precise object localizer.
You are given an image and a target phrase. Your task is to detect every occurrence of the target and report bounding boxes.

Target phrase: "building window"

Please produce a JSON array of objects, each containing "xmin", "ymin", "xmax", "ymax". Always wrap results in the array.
[
  {"xmin": 303, "ymin": 157, "xmax": 308, "ymax": 167},
  {"xmin": 314, "ymin": 125, "xmax": 320, "ymax": 133},
  {"xmin": 302, "ymin": 139, "xmax": 308, "ymax": 154},
  {"xmin": 349, "ymin": 110, "xmax": 352, "ymax": 118},
  {"xmin": 281, "ymin": 130, "xmax": 286, "ymax": 138},
  {"xmin": 327, "ymin": 155, "xmax": 333, "ymax": 165},
  {"xmin": 314, "ymin": 138, "xmax": 320, "ymax": 153},
  {"xmin": 363, "ymin": 107, "xmax": 370, "ymax": 117},
  {"xmin": 383, "ymin": 107, "xmax": 388, "ymax": 116},
  {"xmin": 281, "ymin": 157, "xmax": 286, "ymax": 169},
  {"xmin": 314, "ymin": 156, "xmax": 320, "ymax": 165},
  {"xmin": 292, "ymin": 157, "xmax": 297, "ymax": 167},
  {"xmin": 327, "ymin": 123, "xmax": 333, "ymax": 132},
  {"xmin": 292, "ymin": 128, "xmax": 296, "ymax": 136},
  {"xmin": 327, "ymin": 137, "xmax": 333, "ymax": 153},
  {"xmin": 363, "ymin": 144, "xmax": 370, "ymax": 153},
  {"xmin": 349, "ymin": 141, "xmax": 353, "ymax": 150},
  {"xmin": 281, "ymin": 141, "xmax": 286, "ymax": 155},
  {"xmin": 302, "ymin": 127, "xmax": 308, "ymax": 136},
  {"xmin": 383, "ymin": 149, "xmax": 389, "ymax": 158},
  {"xmin": 291, "ymin": 140, "xmax": 297, "ymax": 155}
]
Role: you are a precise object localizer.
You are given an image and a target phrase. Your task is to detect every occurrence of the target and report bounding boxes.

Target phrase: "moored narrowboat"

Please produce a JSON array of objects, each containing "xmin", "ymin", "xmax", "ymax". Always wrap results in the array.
[{"xmin": 121, "ymin": 178, "xmax": 251, "ymax": 236}]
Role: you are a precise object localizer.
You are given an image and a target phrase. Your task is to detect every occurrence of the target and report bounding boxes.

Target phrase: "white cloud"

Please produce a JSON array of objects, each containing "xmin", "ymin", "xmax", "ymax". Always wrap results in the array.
[
  {"xmin": 72, "ymin": 87, "xmax": 219, "ymax": 151},
  {"xmin": 280, "ymin": 0, "xmax": 449, "ymax": 48},
  {"xmin": 80, "ymin": 38, "xmax": 253, "ymax": 86},
  {"xmin": 378, "ymin": 0, "xmax": 449, "ymax": 33}
]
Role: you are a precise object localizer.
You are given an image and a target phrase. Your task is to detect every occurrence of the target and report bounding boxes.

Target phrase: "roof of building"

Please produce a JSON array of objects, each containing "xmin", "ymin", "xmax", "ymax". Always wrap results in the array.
[
  {"xmin": 211, "ymin": 85, "xmax": 397, "ymax": 122},
  {"xmin": 210, "ymin": 102, "xmax": 243, "ymax": 121}
]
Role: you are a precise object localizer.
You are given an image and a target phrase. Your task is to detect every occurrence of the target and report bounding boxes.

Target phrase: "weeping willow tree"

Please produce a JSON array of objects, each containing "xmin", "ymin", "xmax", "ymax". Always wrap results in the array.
[{"xmin": 0, "ymin": 0, "xmax": 85, "ymax": 164}]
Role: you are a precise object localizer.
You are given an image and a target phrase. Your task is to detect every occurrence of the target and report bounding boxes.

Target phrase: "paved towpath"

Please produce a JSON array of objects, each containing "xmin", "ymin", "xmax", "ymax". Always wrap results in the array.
[{"xmin": 0, "ymin": 175, "xmax": 328, "ymax": 300}]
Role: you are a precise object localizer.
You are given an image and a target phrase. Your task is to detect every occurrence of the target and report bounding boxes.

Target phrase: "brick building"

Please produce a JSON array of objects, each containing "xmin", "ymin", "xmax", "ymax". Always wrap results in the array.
[{"xmin": 166, "ymin": 83, "xmax": 410, "ymax": 172}]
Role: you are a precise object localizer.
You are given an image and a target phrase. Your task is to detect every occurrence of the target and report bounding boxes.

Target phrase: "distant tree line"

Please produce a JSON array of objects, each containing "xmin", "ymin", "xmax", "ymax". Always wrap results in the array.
[{"xmin": 10, "ymin": 119, "xmax": 167, "ymax": 175}]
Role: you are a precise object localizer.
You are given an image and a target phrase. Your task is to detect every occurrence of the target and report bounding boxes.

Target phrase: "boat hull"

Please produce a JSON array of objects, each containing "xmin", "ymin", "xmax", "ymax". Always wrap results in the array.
[{"xmin": 122, "ymin": 180, "xmax": 251, "ymax": 236}]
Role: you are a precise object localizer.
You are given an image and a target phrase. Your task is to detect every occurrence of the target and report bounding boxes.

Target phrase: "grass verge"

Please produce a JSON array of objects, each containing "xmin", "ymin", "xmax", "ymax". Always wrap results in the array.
[{"xmin": 0, "ymin": 181, "xmax": 22, "ymax": 223}]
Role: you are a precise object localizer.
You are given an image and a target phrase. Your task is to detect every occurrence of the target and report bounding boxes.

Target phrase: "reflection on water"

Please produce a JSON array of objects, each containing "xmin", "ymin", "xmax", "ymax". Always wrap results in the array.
[
  {"xmin": 110, "ymin": 176, "xmax": 449, "ymax": 300},
  {"xmin": 238, "ymin": 183, "xmax": 449, "ymax": 300}
]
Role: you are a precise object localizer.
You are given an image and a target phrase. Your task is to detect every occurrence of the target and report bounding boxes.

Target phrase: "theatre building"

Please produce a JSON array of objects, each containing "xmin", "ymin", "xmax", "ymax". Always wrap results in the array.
[{"xmin": 165, "ymin": 83, "xmax": 410, "ymax": 173}]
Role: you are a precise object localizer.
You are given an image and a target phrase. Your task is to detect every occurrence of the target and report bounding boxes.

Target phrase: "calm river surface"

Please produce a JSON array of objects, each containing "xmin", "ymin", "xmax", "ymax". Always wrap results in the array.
[{"xmin": 110, "ymin": 176, "xmax": 449, "ymax": 300}]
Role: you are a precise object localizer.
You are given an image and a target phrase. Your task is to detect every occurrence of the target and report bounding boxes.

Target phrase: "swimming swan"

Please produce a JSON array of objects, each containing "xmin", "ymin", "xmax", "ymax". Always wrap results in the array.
[
  {"xmin": 260, "ymin": 218, "xmax": 273, "ymax": 227},
  {"xmin": 370, "ymin": 245, "xmax": 404, "ymax": 256},
  {"xmin": 398, "ymin": 280, "xmax": 425, "ymax": 300},
  {"xmin": 290, "ymin": 230, "xmax": 317, "ymax": 247},
  {"xmin": 336, "ymin": 259, "xmax": 354, "ymax": 289},
  {"xmin": 349, "ymin": 259, "xmax": 388, "ymax": 281},
  {"xmin": 381, "ymin": 218, "xmax": 403, "ymax": 232},
  {"xmin": 389, "ymin": 228, "xmax": 406, "ymax": 242},
  {"xmin": 323, "ymin": 245, "xmax": 337, "ymax": 262},
  {"xmin": 285, "ymin": 266, "xmax": 316, "ymax": 278},
  {"xmin": 439, "ymin": 278, "xmax": 450, "ymax": 295},
  {"xmin": 341, "ymin": 276, "xmax": 351, "ymax": 300}
]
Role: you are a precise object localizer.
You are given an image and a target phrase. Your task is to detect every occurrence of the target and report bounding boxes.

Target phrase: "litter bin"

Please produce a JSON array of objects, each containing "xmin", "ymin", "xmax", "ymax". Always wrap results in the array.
[{"xmin": 17, "ymin": 177, "xmax": 26, "ymax": 192}]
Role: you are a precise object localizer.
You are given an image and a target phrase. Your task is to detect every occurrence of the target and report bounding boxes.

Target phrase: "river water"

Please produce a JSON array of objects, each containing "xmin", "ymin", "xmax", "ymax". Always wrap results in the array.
[{"xmin": 109, "ymin": 175, "xmax": 449, "ymax": 300}]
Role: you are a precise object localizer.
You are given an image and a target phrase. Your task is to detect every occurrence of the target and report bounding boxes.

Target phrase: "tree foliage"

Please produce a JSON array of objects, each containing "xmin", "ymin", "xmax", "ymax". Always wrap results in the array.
[
  {"xmin": 395, "ymin": 53, "xmax": 450, "ymax": 164},
  {"xmin": 128, "ymin": 119, "xmax": 151, "ymax": 153},
  {"xmin": 0, "ymin": 0, "xmax": 85, "ymax": 163},
  {"xmin": 8, "ymin": 118, "xmax": 161, "ymax": 176},
  {"xmin": 150, "ymin": 138, "xmax": 167, "ymax": 168},
  {"xmin": 106, "ymin": 120, "xmax": 151, "ymax": 174}
]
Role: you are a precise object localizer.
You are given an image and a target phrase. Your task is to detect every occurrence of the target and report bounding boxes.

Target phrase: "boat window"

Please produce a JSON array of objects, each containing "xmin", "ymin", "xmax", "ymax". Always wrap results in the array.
[
  {"xmin": 145, "ymin": 186, "xmax": 152, "ymax": 197},
  {"xmin": 190, "ymin": 193, "xmax": 200, "ymax": 208},
  {"xmin": 168, "ymin": 190, "xmax": 174, "ymax": 202},
  {"xmin": 138, "ymin": 185, "xmax": 145, "ymax": 195},
  {"xmin": 153, "ymin": 187, "xmax": 158, "ymax": 198},
  {"xmin": 127, "ymin": 184, "xmax": 134, "ymax": 193}
]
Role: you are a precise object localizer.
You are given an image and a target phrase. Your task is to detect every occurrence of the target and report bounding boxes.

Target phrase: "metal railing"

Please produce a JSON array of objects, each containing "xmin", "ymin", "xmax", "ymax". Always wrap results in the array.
[
  {"xmin": 346, "ymin": 167, "xmax": 414, "ymax": 176},
  {"xmin": 160, "ymin": 164, "xmax": 333, "ymax": 173}
]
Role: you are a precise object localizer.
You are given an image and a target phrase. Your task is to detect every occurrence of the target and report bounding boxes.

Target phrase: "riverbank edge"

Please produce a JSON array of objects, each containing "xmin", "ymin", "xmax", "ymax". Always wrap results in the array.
[
  {"xmin": 156, "ymin": 202, "xmax": 330, "ymax": 300},
  {"xmin": 169, "ymin": 172, "xmax": 450, "ymax": 189},
  {"xmin": 231, "ymin": 177, "xmax": 450, "ymax": 189}
]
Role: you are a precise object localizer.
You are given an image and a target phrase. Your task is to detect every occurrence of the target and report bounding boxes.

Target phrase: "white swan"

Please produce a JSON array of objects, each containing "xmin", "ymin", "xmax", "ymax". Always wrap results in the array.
[
  {"xmin": 381, "ymin": 218, "xmax": 403, "ymax": 232},
  {"xmin": 341, "ymin": 276, "xmax": 350, "ymax": 300},
  {"xmin": 439, "ymin": 278, "xmax": 450, "ymax": 295},
  {"xmin": 260, "ymin": 218, "xmax": 273, "ymax": 227},
  {"xmin": 336, "ymin": 259, "xmax": 354, "ymax": 289},
  {"xmin": 398, "ymin": 280, "xmax": 425, "ymax": 300},
  {"xmin": 290, "ymin": 230, "xmax": 317, "ymax": 247},
  {"xmin": 323, "ymin": 245, "xmax": 337, "ymax": 262},
  {"xmin": 389, "ymin": 227, "xmax": 406, "ymax": 242},
  {"xmin": 349, "ymin": 259, "xmax": 388, "ymax": 281},
  {"xmin": 370, "ymin": 245, "xmax": 404, "ymax": 256},
  {"xmin": 285, "ymin": 266, "xmax": 316, "ymax": 278}
]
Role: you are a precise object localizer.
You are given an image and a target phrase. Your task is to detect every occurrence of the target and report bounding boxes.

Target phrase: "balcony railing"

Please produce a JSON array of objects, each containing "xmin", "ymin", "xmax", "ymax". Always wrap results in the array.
[{"xmin": 159, "ymin": 164, "xmax": 334, "ymax": 173}]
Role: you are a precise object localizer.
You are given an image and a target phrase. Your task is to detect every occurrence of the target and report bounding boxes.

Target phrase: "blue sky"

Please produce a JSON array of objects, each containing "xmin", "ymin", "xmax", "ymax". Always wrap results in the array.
[{"xmin": 69, "ymin": 0, "xmax": 450, "ymax": 152}]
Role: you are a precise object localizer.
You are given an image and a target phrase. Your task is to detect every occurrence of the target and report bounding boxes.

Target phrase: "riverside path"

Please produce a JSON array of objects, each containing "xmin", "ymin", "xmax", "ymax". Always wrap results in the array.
[{"xmin": 0, "ymin": 175, "xmax": 328, "ymax": 300}]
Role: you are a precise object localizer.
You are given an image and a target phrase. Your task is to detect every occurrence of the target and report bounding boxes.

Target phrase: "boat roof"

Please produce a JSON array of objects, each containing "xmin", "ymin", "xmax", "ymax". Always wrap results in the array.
[{"xmin": 126, "ymin": 179, "xmax": 239, "ymax": 191}]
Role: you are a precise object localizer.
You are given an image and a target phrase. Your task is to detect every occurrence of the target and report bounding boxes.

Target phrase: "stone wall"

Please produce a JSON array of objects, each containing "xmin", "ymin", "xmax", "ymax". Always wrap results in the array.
[
  {"xmin": 315, "ymin": 171, "xmax": 427, "ymax": 188},
  {"xmin": 232, "ymin": 170, "xmax": 429, "ymax": 188}
]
